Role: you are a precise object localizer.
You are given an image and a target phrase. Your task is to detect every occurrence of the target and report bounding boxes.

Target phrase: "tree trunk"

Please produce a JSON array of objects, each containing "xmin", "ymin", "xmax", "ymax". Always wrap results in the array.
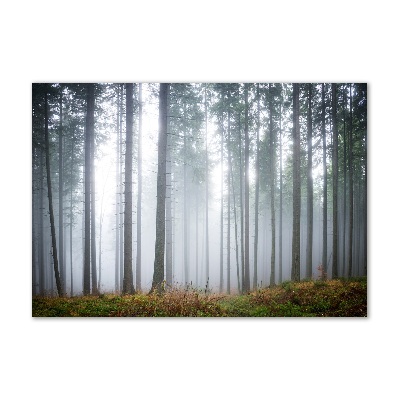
[
  {"xmin": 244, "ymin": 84, "xmax": 250, "ymax": 292},
  {"xmin": 306, "ymin": 83, "xmax": 313, "ymax": 279},
  {"xmin": 44, "ymin": 89, "xmax": 63, "ymax": 297},
  {"xmin": 151, "ymin": 83, "xmax": 169, "ymax": 293},
  {"xmin": 83, "ymin": 84, "xmax": 93, "ymax": 295},
  {"xmin": 348, "ymin": 84, "xmax": 354, "ymax": 277},
  {"xmin": 115, "ymin": 84, "xmax": 120, "ymax": 292},
  {"xmin": 322, "ymin": 83, "xmax": 328, "ymax": 277},
  {"xmin": 342, "ymin": 85, "xmax": 347, "ymax": 277},
  {"xmin": 204, "ymin": 85, "xmax": 210, "ymax": 290},
  {"xmin": 279, "ymin": 101, "xmax": 283, "ymax": 284},
  {"xmin": 137, "ymin": 83, "xmax": 143, "ymax": 291},
  {"xmin": 90, "ymin": 85, "xmax": 98, "ymax": 295},
  {"xmin": 123, "ymin": 83, "xmax": 135, "ymax": 295},
  {"xmin": 253, "ymin": 84, "xmax": 260, "ymax": 290},
  {"xmin": 269, "ymin": 84, "xmax": 276, "ymax": 286},
  {"xmin": 332, "ymin": 83, "xmax": 338, "ymax": 278},
  {"xmin": 220, "ymin": 117, "xmax": 224, "ymax": 293},
  {"xmin": 59, "ymin": 88, "xmax": 65, "ymax": 293},
  {"xmin": 227, "ymin": 107, "xmax": 231, "ymax": 294},
  {"xmin": 291, "ymin": 83, "xmax": 301, "ymax": 282}
]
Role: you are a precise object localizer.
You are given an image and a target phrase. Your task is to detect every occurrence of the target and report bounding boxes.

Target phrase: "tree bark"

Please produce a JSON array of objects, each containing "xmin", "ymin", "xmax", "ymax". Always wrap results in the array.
[
  {"xmin": 291, "ymin": 83, "xmax": 301, "ymax": 282},
  {"xmin": 322, "ymin": 83, "xmax": 328, "ymax": 277},
  {"xmin": 123, "ymin": 83, "xmax": 135, "ymax": 295},
  {"xmin": 348, "ymin": 84, "xmax": 354, "ymax": 277},
  {"xmin": 332, "ymin": 83, "xmax": 338, "ymax": 278},
  {"xmin": 253, "ymin": 84, "xmax": 260, "ymax": 290},
  {"xmin": 137, "ymin": 83, "xmax": 143, "ymax": 290},
  {"xmin": 44, "ymin": 88, "xmax": 63, "ymax": 297},
  {"xmin": 269, "ymin": 84, "xmax": 276, "ymax": 287},
  {"xmin": 151, "ymin": 83, "xmax": 169, "ymax": 293},
  {"xmin": 244, "ymin": 84, "xmax": 250, "ymax": 292},
  {"xmin": 306, "ymin": 83, "xmax": 313, "ymax": 279},
  {"xmin": 59, "ymin": 87, "xmax": 65, "ymax": 293}
]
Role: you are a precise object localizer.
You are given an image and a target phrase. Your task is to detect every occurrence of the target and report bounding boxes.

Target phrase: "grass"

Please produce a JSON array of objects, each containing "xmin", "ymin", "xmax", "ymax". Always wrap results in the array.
[{"xmin": 32, "ymin": 277, "xmax": 367, "ymax": 317}]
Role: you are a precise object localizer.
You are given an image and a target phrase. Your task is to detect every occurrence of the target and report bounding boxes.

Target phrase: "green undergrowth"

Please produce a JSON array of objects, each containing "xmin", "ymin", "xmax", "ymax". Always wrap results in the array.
[{"xmin": 32, "ymin": 277, "xmax": 367, "ymax": 317}]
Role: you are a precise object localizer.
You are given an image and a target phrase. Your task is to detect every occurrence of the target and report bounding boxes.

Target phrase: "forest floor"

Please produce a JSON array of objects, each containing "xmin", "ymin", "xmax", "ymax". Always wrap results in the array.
[{"xmin": 32, "ymin": 277, "xmax": 367, "ymax": 317}]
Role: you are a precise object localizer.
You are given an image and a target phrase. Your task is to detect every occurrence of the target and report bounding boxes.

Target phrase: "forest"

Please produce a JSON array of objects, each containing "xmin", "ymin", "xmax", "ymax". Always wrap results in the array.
[{"xmin": 32, "ymin": 82, "xmax": 367, "ymax": 315}]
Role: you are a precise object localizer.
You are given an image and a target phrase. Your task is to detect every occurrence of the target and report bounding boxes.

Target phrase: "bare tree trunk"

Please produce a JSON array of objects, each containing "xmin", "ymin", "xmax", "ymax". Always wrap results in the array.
[
  {"xmin": 151, "ymin": 83, "xmax": 169, "ymax": 293},
  {"xmin": 44, "ymin": 89, "xmax": 63, "ymax": 297},
  {"xmin": 90, "ymin": 84, "xmax": 98, "ymax": 295},
  {"xmin": 332, "ymin": 83, "xmax": 338, "ymax": 278},
  {"xmin": 39, "ymin": 146, "xmax": 45, "ymax": 295},
  {"xmin": 123, "ymin": 83, "xmax": 135, "ymax": 295},
  {"xmin": 220, "ymin": 118, "xmax": 224, "ymax": 293},
  {"xmin": 269, "ymin": 84, "xmax": 276, "ymax": 286},
  {"xmin": 348, "ymin": 84, "xmax": 354, "ymax": 278},
  {"xmin": 115, "ymin": 85, "xmax": 120, "ymax": 292},
  {"xmin": 279, "ymin": 101, "xmax": 283, "ymax": 284},
  {"xmin": 253, "ymin": 84, "xmax": 260, "ymax": 290},
  {"xmin": 59, "ymin": 88, "xmax": 65, "ymax": 293},
  {"xmin": 70, "ymin": 133, "xmax": 75, "ymax": 296},
  {"xmin": 342, "ymin": 85, "xmax": 347, "ymax": 277},
  {"xmin": 291, "ymin": 83, "xmax": 301, "ymax": 282},
  {"xmin": 322, "ymin": 83, "xmax": 328, "ymax": 277},
  {"xmin": 83, "ymin": 84, "xmax": 93, "ymax": 295},
  {"xmin": 137, "ymin": 83, "xmax": 143, "ymax": 291},
  {"xmin": 244, "ymin": 84, "xmax": 250, "ymax": 292},
  {"xmin": 204, "ymin": 85, "xmax": 210, "ymax": 290},
  {"xmin": 227, "ymin": 107, "xmax": 231, "ymax": 294},
  {"xmin": 306, "ymin": 84, "xmax": 314, "ymax": 279}
]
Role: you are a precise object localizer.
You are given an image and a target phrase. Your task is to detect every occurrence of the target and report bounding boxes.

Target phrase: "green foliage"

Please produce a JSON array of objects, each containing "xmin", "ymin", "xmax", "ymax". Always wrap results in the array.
[{"xmin": 33, "ymin": 278, "xmax": 367, "ymax": 317}]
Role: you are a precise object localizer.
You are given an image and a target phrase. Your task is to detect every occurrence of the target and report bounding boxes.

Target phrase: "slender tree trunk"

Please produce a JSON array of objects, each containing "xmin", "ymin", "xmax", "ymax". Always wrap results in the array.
[
  {"xmin": 151, "ymin": 83, "xmax": 169, "ymax": 292},
  {"xmin": 44, "ymin": 89, "xmax": 63, "ymax": 297},
  {"xmin": 291, "ymin": 83, "xmax": 301, "ymax": 282},
  {"xmin": 306, "ymin": 83, "xmax": 313, "ymax": 279},
  {"xmin": 253, "ymin": 84, "xmax": 260, "ymax": 290},
  {"xmin": 364, "ymin": 107, "xmax": 367, "ymax": 276},
  {"xmin": 342, "ymin": 85, "xmax": 347, "ymax": 277},
  {"xmin": 59, "ymin": 88, "xmax": 65, "ymax": 293},
  {"xmin": 322, "ymin": 83, "xmax": 328, "ymax": 277},
  {"xmin": 123, "ymin": 83, "xmax": 135, "ymax": 295},
  {"xmin": 137, "ymin": 83, "xmax": 143, "ymax": 290},
  {"xmin": 204, "ymin": 85, "xmax": 210, "ymax": 290},
  {"xmin": 348, "ymin": 84, "xmax": 354, "ymax": 277},
  {"xmin": 70, "ymin": 133, "xmax": 75, "ymax": 296},
  {"xmin": 196, "ymin": 184, "xmax": 199, "ymax": 287},
  {"xmin": 83, "ymin": 84, "xmax": 93, "ymax": 295},
  {"xmin": 220, "ymin": 118, "xmax": 224, "ymax": 293},
  {"xmin": 239, "ymin": 113, "xmax": 244, "ymax": 293},
  {"xmin": 119, "ymin": 84, "xmax": 124, "ymax": 290},
  {"xmin": 39, "ymin": 146, "xmax": 45, "ymax": 295},
  {"xmin": 279, "ymin": 101, "xmax": 283, "ymax": 284},
  {"xmin": 269, "ymin": 84, "xmax": 276, "ymax": 286},
  {"xmin": 227, "ymin": 107, "xmax": 231, "ymax": 294},
  {"xmin": 115, "ymin": 85, "xmax": 120, "ymax": 292},
  {"xmin": 244, "ymin": 84, "xmax": 250, "ymax": 292},
  {"xmin": 332, "ymin": 83, "xmax": 338, "ymax": 278},
  {"xmin": 90, "ymin": 85, "xmax": 98, "ymax": 295}
]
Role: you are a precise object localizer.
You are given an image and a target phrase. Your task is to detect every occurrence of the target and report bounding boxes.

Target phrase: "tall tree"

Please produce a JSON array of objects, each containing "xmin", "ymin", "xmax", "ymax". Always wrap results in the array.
[
  {"xmin": 322, "ymin": 83, "xmax": 328, "ymax": 277},
  {"xmin": 332, "ymin": 83, "xmax": 338, "ymax": 278},
  {"xmin": 348, "ymin": 84, "xmax": 354, "ymax": 277},
  {"xmin": 269, "ymin": 84, "xmax": 276, "ymax": 287},
  {"xmin": 204, "ymin": 85, "xmax": 210, "ymax": 289},
  {"xmin": 291, "ymin": 83, "xmax": 301, "ymax": 282},
  {"xmin": 44, "ymin": 87, "xmax": 63, "ymax": 297},
  {"xmin": 115, "ymin": 84, "xmax": 120, "ymax": 292},
  {"xmin": 306, "ymin": 83, "xmax": 313, "ymax": 279},
  {"xmin": 123, "ymin": 83, "xmax": 135, "ymax": 295},
  {"xmin": 137, "ymin": 83, "xmax": 143, "ymax": 290},
  {"xmin": 151, "ymin": 83, "xmax": 169, "ymax": 292},
  {"xmin": 244, "ymin": 84, "xmax": 250, "ymax": 292},
  {"xmin": 219, "ymin": 115, "xmax": 224, "ymax": 293},
  {"xmin": 83, "ymin": 84, "xmax": 94, "ymax": 295},
  {"xmin": 253, "ymin": 83, "xmax": 260, "ymax": 290},
  {"xmin": 58, "ymin": 86, "xmax": 65, "ymax": 293},
  {"xmin": 90, "ymin": 85, "xmax": 98, "ymax": 295}
]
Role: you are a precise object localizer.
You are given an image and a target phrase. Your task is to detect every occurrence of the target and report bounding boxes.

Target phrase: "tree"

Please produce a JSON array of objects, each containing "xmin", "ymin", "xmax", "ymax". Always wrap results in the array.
[
  {"xmin": 253, "ymin": 84, "xmax": 260, "ymax": 290},
  {"xmin": 306, "ymin": 83, "xmax": 313, "ymax": 279},
  {"xmin": 44, "ymin": 87, "xmax": 63, "ymax": 297},
  {"xmin": 243, "ymin": 84, "xmax": 250, "ymax": 293},
  {"xmin": 83, "ymin": 84, "xmax": 94, "ymax": 295},
  {"xmin": 291, "ymin": 83, "xmax": 301, "ymax": 282},
  {"xmin": 322, "ymin": 83, "xmax": 328, "ymax": 277},
  {"xmin": 332, "ymin": 83, "xmax": 338, "ymax": 278},
  {"xmin": 122, "ymin": 83, "xmax": 135, "ymax": 295},
  {"xmin": 269, "ymin": 84, "xmax": 276, "ymax": 287},
  {"xmin": 151, "ymin": 83, "xmax": 169, "ymax": 292}
]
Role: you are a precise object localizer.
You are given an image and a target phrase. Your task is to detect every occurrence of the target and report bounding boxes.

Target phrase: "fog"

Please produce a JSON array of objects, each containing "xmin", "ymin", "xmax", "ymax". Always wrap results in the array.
[{"xmin": 32, "ymin": 83, "xmax": 367, "ymax": 296}]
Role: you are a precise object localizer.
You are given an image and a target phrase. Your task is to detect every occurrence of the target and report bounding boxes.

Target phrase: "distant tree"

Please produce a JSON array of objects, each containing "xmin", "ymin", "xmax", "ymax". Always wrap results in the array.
[
  {"xmin": 151, "ymin": 83, "xmax": 169, "ymax": 292},
  {"xmin": 348, "ymin": 84, "xmax": 354, "ymax": 277},
  {"xmin": 253, "ymin": 83, "xmax": 260, "ymax": 290},
  {"xmin": 269, "ymin": 84, "xmax": 276, "ymax": 287},
  {"xmin": 291, "ymin": 83, "xmax": 301, "ymax": 282},
  {"xmin": 123, "ymin": 83, "xmax": 135, "ymax": 295}
]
